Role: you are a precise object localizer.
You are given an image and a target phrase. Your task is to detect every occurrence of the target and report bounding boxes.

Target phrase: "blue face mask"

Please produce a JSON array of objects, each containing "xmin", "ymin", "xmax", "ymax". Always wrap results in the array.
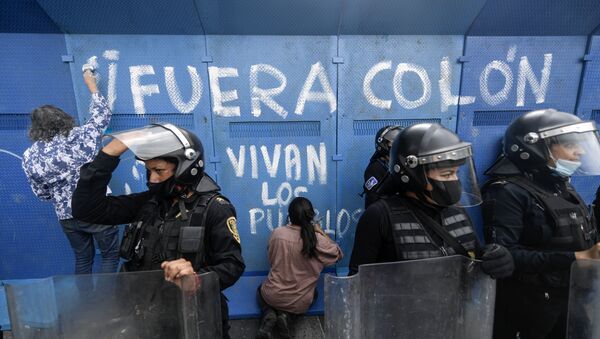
[{"xmin": 551, "ymin": 159, "xmax": 581, "ymax": 177}]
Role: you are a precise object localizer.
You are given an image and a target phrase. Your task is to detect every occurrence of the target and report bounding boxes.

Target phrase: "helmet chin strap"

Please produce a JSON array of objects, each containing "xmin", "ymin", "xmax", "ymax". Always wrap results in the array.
[{"xmin": 415, "ymin": 190, "xmax": 433, "ymax": 205}]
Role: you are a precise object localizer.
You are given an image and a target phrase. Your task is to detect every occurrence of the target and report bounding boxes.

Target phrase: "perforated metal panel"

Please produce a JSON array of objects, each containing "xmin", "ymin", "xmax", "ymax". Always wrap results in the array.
[
  {"xmin": 0, "ymin": 33, "xmax": 78, "ymax": 279},
  {"xmin": 0, "ymin": 34, "xmax": 76, "ymax": 114},
  {"xmin": 206, "ymin": 35, "xmax": 337, "ymax": 272},
  {"xmin": 468, "ymin": 0, "xmax": 600, "ymax": 36},
  {"xmin": 65, "ymin": 34, "xmax": 213, "ymax": 196},
  {"xmin": 456, "ymin": 36, "xmax": 590, "ymax": 236},
  {"xmin": 0, "ymin": 0, "xmax": 60, "ymax": 33},
  {"xmin": 0, "ymin": 129, "xmax": 75, "ymax": 279},
  {"xmin": 36, "ymin": 0, "xmax": 204, "ymax": 34},
  {"xmin": 457, "ymin": 36, "xmax": 587, "ymax": 183},
  {"xmin": 340, "ymin": 0, "xmax": 486, "ymax": 35},
  {"xmin": 336, "ymin": 35, "xmax": 464, "ymax": 269},
  {"xmin": 4, "ymin": 0, "xmax": 600, "ymax": 321}
]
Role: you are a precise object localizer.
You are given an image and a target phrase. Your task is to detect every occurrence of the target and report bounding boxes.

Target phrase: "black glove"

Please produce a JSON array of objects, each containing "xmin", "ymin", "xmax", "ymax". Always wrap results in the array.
[{"xmin": 480, "ymin": 244, "xmax": 514, "ymax": 279}]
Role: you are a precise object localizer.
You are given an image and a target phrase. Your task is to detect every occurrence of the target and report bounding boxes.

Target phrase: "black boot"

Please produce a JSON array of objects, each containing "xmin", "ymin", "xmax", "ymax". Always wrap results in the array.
[
  {"xmin": 276, "ymin": 311, "xmax": 293, "ymax": 339},
  {"xmin": 256, "ymin": 308, "xmax": 276, "ymax": 339}
]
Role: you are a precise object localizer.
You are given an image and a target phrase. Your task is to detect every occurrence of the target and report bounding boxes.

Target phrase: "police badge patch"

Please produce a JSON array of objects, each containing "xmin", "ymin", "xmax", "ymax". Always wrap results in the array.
[
  {"xmin": 365, "ymin": 176, "xmax": 378, "ymax": 190},
  {"xmin": 227, "ymin": 217, "xmax": 241, "ymax": 244}
]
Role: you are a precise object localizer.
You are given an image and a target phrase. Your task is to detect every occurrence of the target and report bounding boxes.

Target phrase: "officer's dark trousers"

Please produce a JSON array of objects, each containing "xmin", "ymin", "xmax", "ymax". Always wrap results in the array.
[
  {"xmin": 221, "ymin": 293, "xmax": 231, "ymax": 339},
  {"xmin": 493, "ymin": 279, "xmax": 568, "ymax": 339}
]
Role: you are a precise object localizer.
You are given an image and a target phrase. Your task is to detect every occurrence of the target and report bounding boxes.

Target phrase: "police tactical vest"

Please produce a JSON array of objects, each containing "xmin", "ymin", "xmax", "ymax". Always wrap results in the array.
[
  {"xmin": 131, "ymin": 192, "xmax": 222, "ymax": 271},
  {"xmin": 383, "ymin": 196, "xmax": 478, "ymax": 261},
  {"xmin": 501, "ymin": 177, "xmax": 596, "ymax": 251}
]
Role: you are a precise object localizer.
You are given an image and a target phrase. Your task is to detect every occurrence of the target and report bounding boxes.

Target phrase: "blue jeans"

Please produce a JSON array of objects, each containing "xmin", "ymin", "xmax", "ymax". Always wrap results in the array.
[{"xmin": 59, "ymin": 219, "xmax": 120, "ymax": 274}]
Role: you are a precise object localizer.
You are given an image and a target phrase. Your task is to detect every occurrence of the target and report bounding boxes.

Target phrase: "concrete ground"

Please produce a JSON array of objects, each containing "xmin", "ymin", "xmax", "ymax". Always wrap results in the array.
[
  {"xmin": 1, "ymin": 316, "xmax": 324, "ymax": 339},
  {"xmin": 229, "ymin": 316, "xmax": 325, "ymax": 339}
]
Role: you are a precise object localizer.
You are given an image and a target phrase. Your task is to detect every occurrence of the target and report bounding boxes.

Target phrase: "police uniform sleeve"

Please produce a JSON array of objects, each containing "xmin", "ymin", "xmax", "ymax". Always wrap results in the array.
[
  {"xmin": 363, "ymin": 160, "xmax": 388, "ymax": 209},
  {"xmin": 594, "ymin": 185, "xmax": 600, "ymax": 234},
  {"xmin": 197, "ymin": 197, "xmax": 245, "ymax": 290},
  {"xmin": 72, "ymin": 150, "xmax": 151, "ymax": 225},
  {"xmin": 348, "ymin": 202, "xmax": 388, "ymax": 276},
  {"xmin": 482, "ymin": 182, "xmax": 575, "ymax": 273}
]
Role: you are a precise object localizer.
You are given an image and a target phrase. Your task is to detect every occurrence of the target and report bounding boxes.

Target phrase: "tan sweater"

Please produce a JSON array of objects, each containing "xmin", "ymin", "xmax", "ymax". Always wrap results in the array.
[{"xmin": 260, "ymin": 224, "xmax": 343, "ymax": 314}]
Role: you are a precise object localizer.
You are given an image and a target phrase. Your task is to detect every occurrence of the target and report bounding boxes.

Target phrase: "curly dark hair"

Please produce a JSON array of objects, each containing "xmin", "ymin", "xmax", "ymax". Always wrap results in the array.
[{"xmin": 28, "ymin": 105, "xmax": 76, "ymax": 142}]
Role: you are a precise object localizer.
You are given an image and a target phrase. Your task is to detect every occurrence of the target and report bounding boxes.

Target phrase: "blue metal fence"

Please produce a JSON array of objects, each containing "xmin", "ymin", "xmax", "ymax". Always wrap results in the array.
[{"xmin": 2, "ymin": 0, "xmax": 600, "ymax": 319}]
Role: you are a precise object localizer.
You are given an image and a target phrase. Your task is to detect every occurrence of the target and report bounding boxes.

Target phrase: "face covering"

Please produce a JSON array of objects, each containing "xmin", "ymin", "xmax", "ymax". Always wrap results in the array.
[
  {"xmin": 146, "ymin": 176, "xmax": 177, "ymax": 200},
  {"xmin": 551, "ymin": 159, "xmax": 581, "ymax": 178},
  {"xmin": 428, "ymin": 178, "xmax": 462, "ymax": 206}
]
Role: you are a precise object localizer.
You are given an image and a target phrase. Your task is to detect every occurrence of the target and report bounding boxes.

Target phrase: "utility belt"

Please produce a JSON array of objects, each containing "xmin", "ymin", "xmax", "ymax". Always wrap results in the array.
[{"xmin": 120, "ymin": 193, "xmax": 219, "ymax": 270}]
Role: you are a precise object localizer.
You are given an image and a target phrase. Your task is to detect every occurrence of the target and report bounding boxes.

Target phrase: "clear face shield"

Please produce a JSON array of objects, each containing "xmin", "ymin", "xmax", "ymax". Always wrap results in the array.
[
  {"xmin": 419, "ymin": 145, "xmax": 482, "ymax": 207},
  {"xmin": 541, "ymin": 121, "xmax": 600, "ymax": 176},
  {"xmin": 107, "ymin": 123, "xmax": 188, "ymax": 160},
  {"xmin": 378, "ymin": 126, "xmax": 403, "ymax": 155}
]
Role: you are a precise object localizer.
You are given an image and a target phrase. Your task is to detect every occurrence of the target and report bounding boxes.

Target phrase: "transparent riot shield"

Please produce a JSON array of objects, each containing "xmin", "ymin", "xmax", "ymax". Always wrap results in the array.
[
  {"xmin": 325, "ymin": 255, "xmax": 496, "ymax": 339},
  {"xmin": 567, "ymin": 259, "xmax": 600, "ymax": 339},
  {"xmin": 5, "ymin": 270, "xmax": 222, "ymax": 339}
]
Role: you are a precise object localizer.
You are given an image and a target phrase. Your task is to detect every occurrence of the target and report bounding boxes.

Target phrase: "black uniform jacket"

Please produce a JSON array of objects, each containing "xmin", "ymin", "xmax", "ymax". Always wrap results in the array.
[
  {"xmin": 363, "ymin": 155, "xmax": 389, "ymax": 209},
  {"xmin": 348, "ymin": 195, "xmax": 479, "ymax": 276},
  {"xmin": 72, "ymin": 150, "xmax": 245, "ymax": 290},
  {"xmin": 482, "ymin": 174, "xmax": 583, "ymax": 286}
]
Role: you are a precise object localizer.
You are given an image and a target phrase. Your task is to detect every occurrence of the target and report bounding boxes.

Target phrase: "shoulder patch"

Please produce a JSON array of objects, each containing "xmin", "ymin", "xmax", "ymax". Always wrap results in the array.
[
  {"xmin": 365, "ymin": 176, "xmax": 378, "ymax": 190},
  {"xmin": 226, "ymin": 217, "xmax": 241, "ymax": 244},
  {"xmin": 216, "ymin": 197, "xmax": 230, "ymax": 205}
]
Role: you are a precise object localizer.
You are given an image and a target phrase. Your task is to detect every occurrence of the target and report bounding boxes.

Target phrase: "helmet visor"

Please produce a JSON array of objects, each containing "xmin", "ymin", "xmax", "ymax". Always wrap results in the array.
[
  {"xmin": 382, "ymin": 127, "xmax": 402, "ymax": 144},
  {"xmin": 108, "ymin": 124, "xmax": 185, "ymax": 160},
  {"xmin": 423, "ymin": 154, "xmax": 482, "ymax": 207},
  {"xmin": 545, "ymin": 130, "xmax": 600, "ymax": 176}
]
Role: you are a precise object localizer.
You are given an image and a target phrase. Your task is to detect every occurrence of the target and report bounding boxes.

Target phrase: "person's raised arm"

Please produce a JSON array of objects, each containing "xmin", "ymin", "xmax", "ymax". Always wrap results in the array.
[
  {"xmin": 102, "ymin": 138, "xmax": 128, "ymax": 157},
  {"xmin": 72, "ymin": 138, "xmax": 149, "ymax": 225}
]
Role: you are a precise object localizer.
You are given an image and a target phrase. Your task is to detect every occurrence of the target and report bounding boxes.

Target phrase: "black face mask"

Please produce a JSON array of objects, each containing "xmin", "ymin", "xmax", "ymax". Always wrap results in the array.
[
  {"xmin": 428, "ymin": 178, "xmax": 462, "ymax": 206},
  {"xmin": 146, "ymin": 176, "xmax": 177, "ymax": 200}
]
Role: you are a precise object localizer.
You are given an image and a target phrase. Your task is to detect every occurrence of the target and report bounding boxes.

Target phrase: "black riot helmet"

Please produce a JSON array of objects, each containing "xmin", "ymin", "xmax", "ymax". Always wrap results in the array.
[
  {"xmin": 375, "ymin": 125, "xmax": 403, "ymax": 156},
  {"xmin": 487, "ymin": 109, "xmax": 600, "ymax": 177},
  {"xmin": 389, "ymin": 123, "xmax": 482, "ymax": 207},
  {"xmin": 109, "ymin": 123, "xmax": 205, "ymax": 188}
]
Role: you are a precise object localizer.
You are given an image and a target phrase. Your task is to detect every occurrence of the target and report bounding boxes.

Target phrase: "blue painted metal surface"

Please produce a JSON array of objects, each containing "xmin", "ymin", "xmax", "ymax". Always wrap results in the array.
[
  {"xmin": 340, "ymin": 0, "xmax": 486, "ymax": 34},
  {"xmin": 2, "ymin": 0, "xmax": 600, "ymax": 324},
  {"xmin": 0, "ymin": 34, "xmax": 76, "ymax": 114},
  {"xmin": 456, "ymin": 36, "xmax": 593, "ymax": 235},
  {"xmin": 0, "ymin": 33, "xmax": 78, "ymax": 280},
  {"xmin": 335, "ymin": 35, "xmax": 464, "ymax": 269},
  {"xmin": 65, "ymin": 34, "xmax": 214, "ymax": 194},
  {"xmin": 458, "ymin": 36, "xmax": 588, "ymax": 182},
  {"xmin": 197, "ymin": 0, "xmax": 343, "ymax": 35},
  {"xmin": 0, "ymin": 0, "xmax": 60, "ymax": 33},
  {"xmin": 205, "ymin": 35, "xmax": 338, "ymax": 271},
  {"xmin": 468, "ymin": 0, "xmax": 600, "ymax": 36},
  {"xmin": 36, "ymin": 0, "xmax": 205, "ymax": 35}
]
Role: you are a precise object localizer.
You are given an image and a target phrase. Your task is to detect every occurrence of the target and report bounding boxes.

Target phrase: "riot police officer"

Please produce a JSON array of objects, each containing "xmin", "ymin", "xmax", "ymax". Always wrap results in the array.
[
  {"xmin": 362, "ymin": 125, "xmax": 402, "ymax": 208},
  {"xmin": 349, "ymin": 122, "xmax": 514, "ymax": 278},
  {"xmin": 482, "ymin": 109, "xmax": 600, "ymax": 339},
  {"xmin": 72, "ymin": 123, "xmax": 245, "ymax": 338}
]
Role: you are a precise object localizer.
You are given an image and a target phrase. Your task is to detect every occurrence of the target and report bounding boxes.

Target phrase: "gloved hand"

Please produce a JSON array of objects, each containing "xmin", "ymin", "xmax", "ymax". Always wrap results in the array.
[{"xmin": 480, "ymin": 244, "xmax": 514, "ymax": 279}]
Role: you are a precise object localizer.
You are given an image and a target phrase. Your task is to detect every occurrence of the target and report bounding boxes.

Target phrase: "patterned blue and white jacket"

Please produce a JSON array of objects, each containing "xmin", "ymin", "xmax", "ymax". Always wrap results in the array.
[{"xmin": 22, "ymin": 93, "xmax": 112, "ymax": 220}]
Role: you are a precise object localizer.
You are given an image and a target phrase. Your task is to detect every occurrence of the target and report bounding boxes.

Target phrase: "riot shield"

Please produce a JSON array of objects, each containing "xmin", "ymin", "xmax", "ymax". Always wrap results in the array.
[
  {"xmin": 5, "ymin": 270, "xmax": 222, "ymax": 339},
  {"xmin": 325, "ymin": 255, "xmax": 496, "ymax": 339},
  {"xmin": 567, "ymin": 259, "xmax": 600, "ymax": 339}
]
